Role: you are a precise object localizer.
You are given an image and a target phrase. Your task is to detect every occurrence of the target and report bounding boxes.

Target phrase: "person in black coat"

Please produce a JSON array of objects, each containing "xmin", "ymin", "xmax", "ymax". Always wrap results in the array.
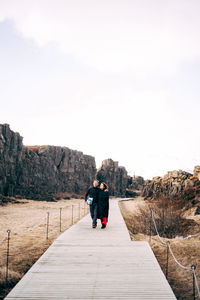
[
  {"xmin": 98, "ymin": 182, "xmax": 109, "ymax": 229},
  {"xmin": 85, "ymin": 179, "xmax": 99, "ymax": 228}
]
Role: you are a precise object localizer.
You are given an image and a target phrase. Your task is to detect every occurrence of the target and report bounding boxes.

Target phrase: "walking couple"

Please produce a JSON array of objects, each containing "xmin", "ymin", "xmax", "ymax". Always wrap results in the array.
[{"xmin": 85, "ymin": 179, "xmax": 109, "ymax": 229}]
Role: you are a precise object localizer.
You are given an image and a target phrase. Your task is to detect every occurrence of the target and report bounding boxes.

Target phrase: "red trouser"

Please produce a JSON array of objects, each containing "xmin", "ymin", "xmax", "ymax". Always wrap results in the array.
[{"xmin": 102, "ymin": 217, "xmax": 108, "ymax": 226}]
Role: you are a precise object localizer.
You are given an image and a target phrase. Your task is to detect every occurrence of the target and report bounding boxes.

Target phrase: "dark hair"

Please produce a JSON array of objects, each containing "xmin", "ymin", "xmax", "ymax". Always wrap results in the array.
[{"xmin": 102, "ymin": 182, "xmax": 109, "ymax": 191}]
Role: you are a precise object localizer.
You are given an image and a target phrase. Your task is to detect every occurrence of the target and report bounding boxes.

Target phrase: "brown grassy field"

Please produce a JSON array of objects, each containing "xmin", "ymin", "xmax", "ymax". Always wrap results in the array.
[
  {"xmin": 0, "ymin": 198, "xmax": 89, "ymax": 299},
  {"xmin": 119, "ymin": 197, "xmax": 200, "ymax": 300}
]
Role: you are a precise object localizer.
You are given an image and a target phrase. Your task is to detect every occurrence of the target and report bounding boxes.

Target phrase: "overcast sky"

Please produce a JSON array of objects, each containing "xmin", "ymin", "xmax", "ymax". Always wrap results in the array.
[{"xmin": 0, "ymin": 0, "xmax": 200, "ymax": 179}]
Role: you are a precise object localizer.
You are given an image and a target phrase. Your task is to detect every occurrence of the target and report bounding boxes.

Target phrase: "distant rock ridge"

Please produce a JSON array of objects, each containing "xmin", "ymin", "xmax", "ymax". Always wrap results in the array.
[
  {"xmin": 2, "ymin": 123, "xmax": 200, "ymax": 202},
  {"xmin": 142, "ymin": 168, "xmax": 200, "ymax": 204},
  {"xmin": 128, "ymin": 175, "xmax": 145, "ymax": 190},
  {"xmin": 0, "ymin": 124, "xmax": 140, "ymax": 199},
  {"xmin": 0, "ymin": 124, "xmax": 96, "ymax": 199}
]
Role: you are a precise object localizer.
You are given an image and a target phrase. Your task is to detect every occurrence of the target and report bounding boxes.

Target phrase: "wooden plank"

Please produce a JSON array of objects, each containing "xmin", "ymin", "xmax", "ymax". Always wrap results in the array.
[{"xmin": 5, "ymin": 200, "xmax": 176, "ymax": 300}]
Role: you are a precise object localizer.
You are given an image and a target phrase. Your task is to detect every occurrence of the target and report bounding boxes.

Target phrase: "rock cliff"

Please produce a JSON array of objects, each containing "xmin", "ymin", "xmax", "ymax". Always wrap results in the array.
[
  {"xmin": 142, "ymin": 167, "xmax": 200, "ymax": 204},
  {"xmin": 0, "ymin": 124, "xmax": 96, "ymax": 199},
  {"xmin": 128, "ymin": 176, "xmax": 145, "ymax": 190},
  {"xmin": 194, "ymin": 166, "xmax": 200, "ymax": 180},
  {"xmin": 0, "ymin": 124, "xmax": 145, "ymax": 199},
  {"xmin": 96, "ymin": 158, "xmax": 129, "ymax": 196}
]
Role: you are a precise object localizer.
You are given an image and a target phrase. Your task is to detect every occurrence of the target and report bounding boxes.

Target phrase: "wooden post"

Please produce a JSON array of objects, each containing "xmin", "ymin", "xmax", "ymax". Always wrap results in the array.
[
  {"xmin": 6, "ymin": 230, "xmax": 11, "ymax": 282},
  {"xmin": 60, "ymin": 208, "xmax": 62, "ymax": 232},
  {"xmin": 71, "ymin": 205, "xmax": 74, "ymax": 225},
  {"xmin": 46, "ymin": 212, "xmax": 50, "ymax": 240}
]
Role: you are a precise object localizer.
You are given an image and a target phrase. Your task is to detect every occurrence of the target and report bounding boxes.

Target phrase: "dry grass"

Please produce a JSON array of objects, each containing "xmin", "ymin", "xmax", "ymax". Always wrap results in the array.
[
  {"xmin": 0, "ymin": 198, "xmax": 89, "ymax": 300},
  {"xmin": 119, "ymin": 197, "xmax": 200, "ymax": 300},
  {"xmin": 1, "ymin": 196, "xmax": 200, "ymax": 299}
]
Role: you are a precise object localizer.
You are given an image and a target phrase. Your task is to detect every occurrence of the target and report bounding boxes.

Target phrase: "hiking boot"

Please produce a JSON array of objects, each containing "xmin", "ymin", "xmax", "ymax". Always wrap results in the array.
[{"xmin": 101, "ymin": 224, "xmax": 106, "ymax": 229}]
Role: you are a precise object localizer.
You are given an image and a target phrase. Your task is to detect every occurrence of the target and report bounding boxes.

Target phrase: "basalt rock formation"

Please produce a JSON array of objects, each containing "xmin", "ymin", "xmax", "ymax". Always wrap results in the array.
[
  {"xmin": 194, "ymin": 166, "xmax": 200, "ymax": 181},
  {"xmin": 128, "ymin": 176, "xmax": 145, "ymax": 190},
  {"xmin": 0, "ymin": 124, "xmax": 96, "ymax": 199},
  {"xmin": 124, "ymin": 175, "xmax": 145, "ymax": 197},
  {"xmin": 195, "ymin": 206, "xmax": 200, "ymax": 215},
  {"xmin": 142, "ymin": 168, "xmax": 200, "ymax": 205},
  {"xmin": 0, "ymin": 124, "xmax": 144, "ymax": 199},
  {"xmin": 96, "ymin": 158, "xmax": 129, "ymax": 196}
]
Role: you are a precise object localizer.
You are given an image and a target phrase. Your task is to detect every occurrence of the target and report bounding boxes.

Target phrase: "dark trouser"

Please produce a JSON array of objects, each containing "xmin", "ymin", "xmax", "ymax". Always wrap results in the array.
[{"xmin": 90, "ymin": 203, "xmax": 98, "ymax": 226}]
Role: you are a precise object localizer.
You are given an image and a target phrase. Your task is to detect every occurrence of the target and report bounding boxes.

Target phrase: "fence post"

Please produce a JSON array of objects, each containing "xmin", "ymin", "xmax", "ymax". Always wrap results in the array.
[
  {"xmin": 71, "ymin": 205, "xmax": 74, "ymax": 225},
  {"xmin": 60, "ymin": 208, "xmax": 62, "ymax": 232},
  {"xmin": 6, "ymin": 230, "xmax": 11, "ymax": 282},
  {"xmin": 46, "ymin": 212, "xmax": 50, "ymax": 240},
  {"xmin": 166, "ymin": 242, "xmax": 170, "ymax": 280},
  {"xmin": 149, "ymin": 208, "xmax": 152, "ymax": 243},
  {"xmin": 144, "ymin": 218, "xmax": 146, "ymax": 235},
  {"xmin": 191, "ymin": 265, "xmax": 196, "ymax": 300}
]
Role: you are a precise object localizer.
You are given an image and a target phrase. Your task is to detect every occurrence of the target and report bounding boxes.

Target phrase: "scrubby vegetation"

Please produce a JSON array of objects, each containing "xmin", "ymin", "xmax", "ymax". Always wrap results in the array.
[
  {"xmin": 127, "ymin": 195, "xmax": 198, "ymax": 238},
  {"xmin": 120, "ymin": 196, "xmax": 200, "ymax": 300}
]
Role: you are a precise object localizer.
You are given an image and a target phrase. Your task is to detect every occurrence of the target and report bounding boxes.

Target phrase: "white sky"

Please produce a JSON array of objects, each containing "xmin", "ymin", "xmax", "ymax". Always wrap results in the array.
[{"xmin": 0, "ymin": 0, "xmax": 200, "ymax": 179}]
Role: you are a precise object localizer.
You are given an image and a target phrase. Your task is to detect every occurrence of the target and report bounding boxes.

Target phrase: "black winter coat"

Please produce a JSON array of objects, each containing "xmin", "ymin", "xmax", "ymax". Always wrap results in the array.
[
  {"xmin": 85, "ymin": 186, "xmax": 99, "ymax": 204},
  {"xmin": 98, "ymin": 190, "xmax": 109, "ymax": 218}
]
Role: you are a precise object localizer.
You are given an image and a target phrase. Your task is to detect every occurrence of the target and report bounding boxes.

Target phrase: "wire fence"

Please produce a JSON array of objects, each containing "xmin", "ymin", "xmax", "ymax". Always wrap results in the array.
[
  {"xmin": 149, "ymin": 208, "xmax": 200, "ymax": 300},
  {"xmin": 0, "ymin": 201, "xmax": 89, "ymax": 284}
]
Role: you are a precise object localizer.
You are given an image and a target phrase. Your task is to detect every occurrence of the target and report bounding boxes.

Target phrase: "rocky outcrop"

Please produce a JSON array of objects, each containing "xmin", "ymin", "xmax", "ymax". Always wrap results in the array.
[
  {"xmin": 125, "ymin": 175, "xmax": 145, "ymax": 197},
  {"xmin": 195, "ymin": 206, "xmax": 200, "ymax": 215},
  {"xmin": 142, "ymin": 168, "xmax": 200, "ymax": 203},
  {"xmin": 128, "ymin": 176, "xmax": 145, "ymax": 190},
  {"xmin": 194, "ymin": 166, "xmax": 200, "ymax": 180},
  {"xmin": 0, "ymin": 124, "xmax": 96, "ymax": 199},
  {"xmin": 96, "ymin": 158, "xmax": 129, "ymax": 196},
  {"xmin": 0, "ymin": 124, "xmax": 146, "ymax": 199},
  {"xmin": 0, "ymin": 124, "xmax": 23, "ymax": 196}
]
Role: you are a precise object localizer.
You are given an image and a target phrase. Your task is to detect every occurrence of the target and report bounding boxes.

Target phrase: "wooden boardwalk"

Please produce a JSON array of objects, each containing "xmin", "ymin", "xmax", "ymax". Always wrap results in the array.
[{"xmin": 5, "ymin": 200, "xmax": 176, "ymax": 300}]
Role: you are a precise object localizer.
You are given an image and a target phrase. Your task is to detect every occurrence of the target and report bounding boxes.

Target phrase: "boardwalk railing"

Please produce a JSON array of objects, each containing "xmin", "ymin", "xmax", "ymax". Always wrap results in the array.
[{"xmin": 150, "ymin": 208, "xmax": 200, "ymax": 300}]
